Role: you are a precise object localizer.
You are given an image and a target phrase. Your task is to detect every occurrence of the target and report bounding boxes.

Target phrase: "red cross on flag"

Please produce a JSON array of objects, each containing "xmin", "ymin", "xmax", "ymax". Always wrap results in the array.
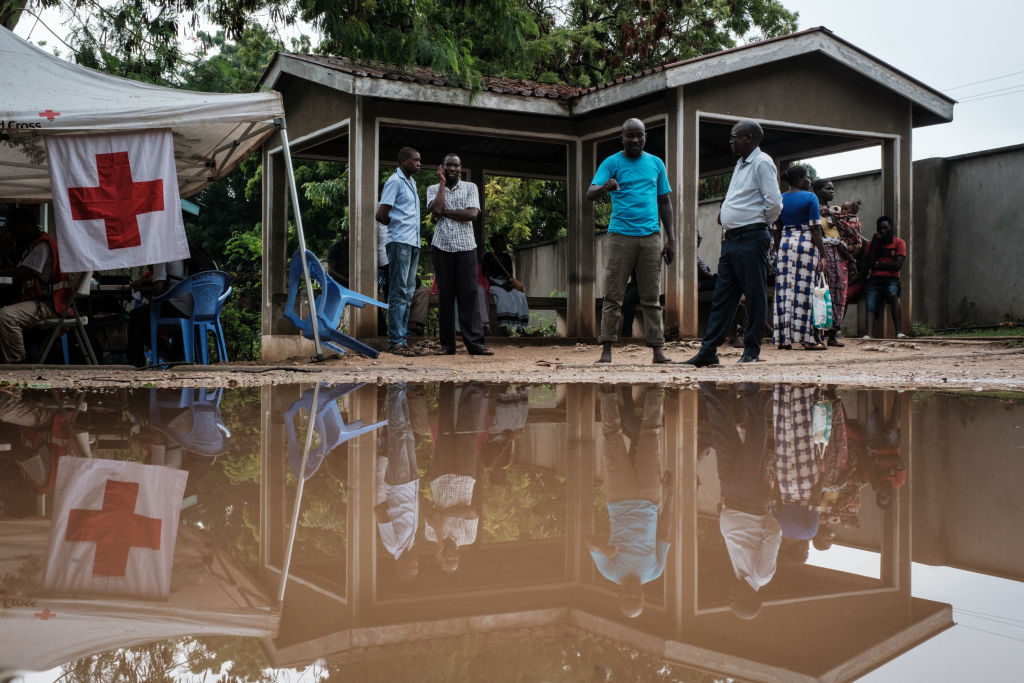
[
  {"xmin": 42, "ymin": 457, "xmax": 187, "ymax": 599},
  {"xmin": 46, "ymin": 129, "xmax": 190, "ymax": 272}
]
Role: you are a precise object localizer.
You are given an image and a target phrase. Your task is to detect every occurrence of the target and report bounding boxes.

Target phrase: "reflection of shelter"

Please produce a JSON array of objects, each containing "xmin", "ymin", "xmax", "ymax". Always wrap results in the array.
[
  {"xmin": 258, "ymin": 28, "xmax": 954, "ymax": 359},
  {"xmin": 0, "ymin": 521, "xmax": 277, "ymax": 673},
  {"xmin": 257, "ymin": 384, "xmax": 951, "ymax": 681}
]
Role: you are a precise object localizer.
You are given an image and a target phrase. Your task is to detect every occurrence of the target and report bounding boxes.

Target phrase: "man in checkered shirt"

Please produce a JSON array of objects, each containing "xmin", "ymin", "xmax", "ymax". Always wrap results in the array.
[{"xmin": 426, "ymin": 153, "xmax": 493, "ymax": 356}]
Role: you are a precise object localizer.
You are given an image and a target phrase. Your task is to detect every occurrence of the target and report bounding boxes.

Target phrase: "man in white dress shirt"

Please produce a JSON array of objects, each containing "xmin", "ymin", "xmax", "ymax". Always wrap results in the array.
[{"xmin": 684, "ymin": 120, "xmax": 782, "ymax": 366}]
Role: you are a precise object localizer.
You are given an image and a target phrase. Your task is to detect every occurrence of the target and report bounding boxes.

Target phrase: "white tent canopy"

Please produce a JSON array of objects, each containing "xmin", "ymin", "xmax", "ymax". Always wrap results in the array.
[{"xmin": 0, "ymin": 25, "xmax": 284, "ymax": 201}]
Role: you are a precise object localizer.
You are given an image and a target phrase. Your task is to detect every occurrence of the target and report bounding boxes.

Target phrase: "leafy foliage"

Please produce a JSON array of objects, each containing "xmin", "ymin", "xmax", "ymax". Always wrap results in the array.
[{"xmin": 484, "ymin": 176, "xmax": 568, "ymax": 246}]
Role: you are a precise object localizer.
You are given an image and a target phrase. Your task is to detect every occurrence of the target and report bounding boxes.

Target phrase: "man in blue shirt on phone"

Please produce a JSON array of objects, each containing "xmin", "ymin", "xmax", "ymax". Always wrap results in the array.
[{"xmin": 588, "ymin": 118, "xmax": 676, "ymax": 364}]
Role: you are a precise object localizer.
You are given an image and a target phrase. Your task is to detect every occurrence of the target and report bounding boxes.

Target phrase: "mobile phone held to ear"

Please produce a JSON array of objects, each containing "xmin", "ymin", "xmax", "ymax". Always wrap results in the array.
[{"xmin": 662, "ymin": 251, "xmax": 673, "ymax": 265}]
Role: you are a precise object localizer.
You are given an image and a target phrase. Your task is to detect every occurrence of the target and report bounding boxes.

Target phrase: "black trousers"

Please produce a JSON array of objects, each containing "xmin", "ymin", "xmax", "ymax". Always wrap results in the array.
[
  {"xmin": 432, "ymin": 248, "xmax": 485, "ymax": 352},
  {"xmin": 701, "ymin": 383, "xmax": 773, "ymax": 513},
  {"xmin": 701, "ymin": 227, "xmax": 771, "ymax": 357}
]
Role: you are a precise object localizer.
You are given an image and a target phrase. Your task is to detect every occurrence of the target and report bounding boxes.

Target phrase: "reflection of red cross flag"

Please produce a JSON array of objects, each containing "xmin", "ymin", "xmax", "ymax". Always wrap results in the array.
[
  {"xmin": 46, "ymin": 129, "xmax": 190, "ymax": 272},
  {"xmin": 42, "ymin": 457, "xmax": 187, "ymax": 599}
]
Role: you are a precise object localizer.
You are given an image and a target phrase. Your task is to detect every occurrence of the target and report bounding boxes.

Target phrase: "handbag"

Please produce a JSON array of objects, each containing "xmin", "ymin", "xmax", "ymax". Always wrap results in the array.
[{"xmin": 812, "ymin": 272, "xmax": 833, "ymax": 330}]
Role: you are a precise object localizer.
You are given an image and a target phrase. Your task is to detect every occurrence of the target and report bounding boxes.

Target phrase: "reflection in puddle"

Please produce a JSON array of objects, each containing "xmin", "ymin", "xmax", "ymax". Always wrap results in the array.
[{"xmin": 0, "ymin": 383, "xmax": 1021, "ymax": 681}]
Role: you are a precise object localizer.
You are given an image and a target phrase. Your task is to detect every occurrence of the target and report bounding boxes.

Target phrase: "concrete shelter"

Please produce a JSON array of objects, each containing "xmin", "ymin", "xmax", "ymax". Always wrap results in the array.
[{"xmin": 258, "ymin": 27, "xmax": 954, "ymax": 361}]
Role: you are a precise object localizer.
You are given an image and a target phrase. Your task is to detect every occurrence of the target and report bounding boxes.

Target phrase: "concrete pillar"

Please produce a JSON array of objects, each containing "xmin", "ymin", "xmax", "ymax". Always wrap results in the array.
[
  {"xmin": 349, "ymin": 96, "xmax": 379, "ymax": 339},
  {"xmin": 567, "ymin": 139, "xmax": 597, "ymax": 337},
  {"xmin": 262, "ymin": 147, "xmax": 289, "ymax": 337},
  {"xmin": 663, "ymin": 88, "xmax": 687, "ymax": 338},
  {"xmin": 897, "ymin": 115, "xmax": 913, "ymax": 335},
  {"xmin": 678, "ymin": 93, "xmax": 700, "ymax": 337},
  {"xmin": 350, "ymin": 384, "xmax": 379, "ymax": 624},
  {"xmin": 566, "ymin": 384, "xmax": 596, "ymax": 582}
]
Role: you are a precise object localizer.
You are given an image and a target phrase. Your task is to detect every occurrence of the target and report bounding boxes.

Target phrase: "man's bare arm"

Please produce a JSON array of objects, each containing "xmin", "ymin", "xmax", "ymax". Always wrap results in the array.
[
  {"xmin": 587, "ymin": 178, "xmax": 618, "ymax": 202},
  {"xmin": 374, "ymin": 204, "xmax": 393, "ymax": 225},
  {"xmin": 657, "ymin": 193, "xmax": 675, "ymax": 258}
]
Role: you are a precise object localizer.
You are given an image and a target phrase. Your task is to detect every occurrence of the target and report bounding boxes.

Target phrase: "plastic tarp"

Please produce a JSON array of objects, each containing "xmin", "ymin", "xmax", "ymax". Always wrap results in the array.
[{"xmin": 0, "ymin": 25, "xmax": 284, "ymax": 201}]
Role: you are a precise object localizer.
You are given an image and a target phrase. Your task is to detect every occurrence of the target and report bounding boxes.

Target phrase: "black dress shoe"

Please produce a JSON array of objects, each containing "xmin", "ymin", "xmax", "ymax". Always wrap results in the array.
[
  {"xmin": 681, "ymin": 353, "xmax": 719, "ymax": 367},
  {"xmin": 738, "ymin": 353, "xmax": 760, "ymax": 363},
  {"xmin": 433, "ymin": 348, "xmax": 456, "ymax": 356},
  {"xmin": 468, "ymin": 347, "xmax": 494, "ymax": 356}
]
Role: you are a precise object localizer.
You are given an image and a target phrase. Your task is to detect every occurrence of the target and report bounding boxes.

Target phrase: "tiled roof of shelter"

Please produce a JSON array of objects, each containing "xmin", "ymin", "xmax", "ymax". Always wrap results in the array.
[
  {"xmin": 280, "ymin": 53, "xmax": 584, "ymax": 100},
  {"xmin": 275, "ymin": 26, "xmax": 952, "ymax": 114},
  {"xmin": 281, "ymin": 27, "xmax": 880, "ymax": 102}
]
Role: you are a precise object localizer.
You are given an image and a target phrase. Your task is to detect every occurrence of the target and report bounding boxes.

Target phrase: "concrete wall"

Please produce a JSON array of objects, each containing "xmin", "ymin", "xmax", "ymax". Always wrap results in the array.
[{"xmin": 516, "ymin": 143, "xmax": 1024, "ymax": 332}]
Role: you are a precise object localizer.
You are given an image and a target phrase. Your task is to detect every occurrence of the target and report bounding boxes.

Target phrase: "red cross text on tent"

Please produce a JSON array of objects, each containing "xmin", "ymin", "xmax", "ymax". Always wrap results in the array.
[
  {"xmin": 67, "ymin": 151, "xmax": 164, "ymax": 250},
  {"xmin": 38, "ymin": 110, "xmax": 60, "ymax": 121},
  {"xmin": 65, "ymin": 479, "xmax": 162, "ymax": 577}
]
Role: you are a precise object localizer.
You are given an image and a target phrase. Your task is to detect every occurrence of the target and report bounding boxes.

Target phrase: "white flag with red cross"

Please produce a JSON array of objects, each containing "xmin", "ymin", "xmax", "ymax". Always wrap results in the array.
[
  {"xmin": 42, "ymin": 457, "xmax": 187, "ymax": 599},
  {"xmin": 45, "ymin": 129, "xmax": 190, "ymax": 272}
]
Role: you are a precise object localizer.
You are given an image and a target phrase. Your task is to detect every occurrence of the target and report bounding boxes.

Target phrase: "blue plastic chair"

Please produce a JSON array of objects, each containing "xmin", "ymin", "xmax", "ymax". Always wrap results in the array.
[
  {"xmin": 149, "ymin": 270, "xmax": 232, "ymax": 366},
  {"xmin": 283, "ymin": 249, "xmax": 387, "ymax": 358},
  {"xmin": 149, "ymin": 387, "xmax": 231, "ymax": 457},
  {"xmin": 283, "ymin": 383, "xmax": 387, "ymax": 480}
]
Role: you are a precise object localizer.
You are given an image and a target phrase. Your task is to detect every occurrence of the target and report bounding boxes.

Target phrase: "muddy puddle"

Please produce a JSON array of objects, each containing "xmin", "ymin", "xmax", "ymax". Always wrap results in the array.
[{"xmin": 2, "ymin": 382, "xmax": 1022, "ymax": 682}]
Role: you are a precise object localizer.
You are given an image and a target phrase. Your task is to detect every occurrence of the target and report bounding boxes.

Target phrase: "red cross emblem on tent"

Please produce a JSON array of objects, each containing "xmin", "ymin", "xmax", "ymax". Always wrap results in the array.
[
  {"xmin": 67, "ymin": 151, "xmax": 164, "ymax": 250},
  {"xmin": 65, "ymin": 479, "xmax": 162, "ymax": 577},
  {"xmin": 39, "ymin": 109, "xmax": 60, "ymax": 121},
  {"xmin": 34, "ymin": 609, "xmax": 57, "ymax": 620}
]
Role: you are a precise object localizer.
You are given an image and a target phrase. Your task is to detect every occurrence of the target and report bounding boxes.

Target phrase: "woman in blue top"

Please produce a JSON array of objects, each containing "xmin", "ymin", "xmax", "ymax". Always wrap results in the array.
[{"xmin": 773, "ymin": 165, "xmax": 827, "ymax": 350}]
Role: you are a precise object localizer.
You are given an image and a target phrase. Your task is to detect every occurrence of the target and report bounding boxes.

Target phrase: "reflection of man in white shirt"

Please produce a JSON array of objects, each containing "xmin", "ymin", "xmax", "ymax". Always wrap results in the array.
[
  {"xmin": 375, "ymin": 383, "xmax": 420, "ymax": 581},
  {"xmin": 702, "ymin": 382, "xmax": 781, "ymax": 620}
]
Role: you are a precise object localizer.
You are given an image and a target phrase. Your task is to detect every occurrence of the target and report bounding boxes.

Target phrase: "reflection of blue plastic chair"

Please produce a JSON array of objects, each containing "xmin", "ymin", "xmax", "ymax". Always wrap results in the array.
[
  {"xmin": 283, "ymin": 250, "xmax": 387, "ymax": 358},
  {"xmin": 284, "ymin": 383, "xmax": 387, "ymax": 480},
  {"xmin": 149, "ymin": 387, "xmax": 232, "ymax": 457},
  {"xmin": 149, "ymin": 271, "xmax": 232, "ymax": 366}
]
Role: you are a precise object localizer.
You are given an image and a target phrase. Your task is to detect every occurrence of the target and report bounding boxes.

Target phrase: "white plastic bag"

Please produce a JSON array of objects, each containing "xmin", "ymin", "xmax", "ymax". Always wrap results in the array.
[{"xmin": 812, "ymin": 272, "xmax": 833, "ymax": 330}]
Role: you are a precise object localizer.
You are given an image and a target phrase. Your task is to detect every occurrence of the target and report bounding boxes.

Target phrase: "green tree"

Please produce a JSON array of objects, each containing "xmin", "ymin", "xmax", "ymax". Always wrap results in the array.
[
  {"xmin": 540, "ymin": 0, "xmax": 799, "ymax": 87},
  {"xmin": 484, "ymin": 176, "xmax": 567, "ymax": 247}
]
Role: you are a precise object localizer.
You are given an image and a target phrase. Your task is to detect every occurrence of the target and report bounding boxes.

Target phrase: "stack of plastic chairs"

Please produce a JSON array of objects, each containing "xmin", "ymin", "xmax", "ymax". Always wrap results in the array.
[{"xmin": 283, "ymin": 249, "xmax": 387, "ymax": 358}]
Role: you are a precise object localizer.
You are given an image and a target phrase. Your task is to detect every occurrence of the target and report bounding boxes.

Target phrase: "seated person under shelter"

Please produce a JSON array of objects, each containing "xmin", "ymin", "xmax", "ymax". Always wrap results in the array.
[
  {"xmin": 480, "ymin": 234, "xmax": 530, "ymax": 335},
  {"xmin": 126, "ymin": 260, "xmax": 192, "ymax": 367},
  {"xmin": 0, "ymin": 208, "xmax": 69, "ymax": 364}
]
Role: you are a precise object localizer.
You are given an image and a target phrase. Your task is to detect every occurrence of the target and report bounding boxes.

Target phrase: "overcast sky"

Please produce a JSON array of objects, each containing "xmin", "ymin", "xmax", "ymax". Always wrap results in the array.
[{"xmin": 786, "ymin": 0, "xmax": 1024, "ymax": 176}]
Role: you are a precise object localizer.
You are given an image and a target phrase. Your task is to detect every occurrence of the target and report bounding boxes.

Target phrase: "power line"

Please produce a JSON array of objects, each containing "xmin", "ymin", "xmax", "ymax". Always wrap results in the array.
[
  {"xmin": 958, "ymin": 86, "xmax": 1024, "ymax": 104},
  {"xmin": 943, "ymin": 67, "xmax": 1024, "ymax": 92},
  {"xmin": 957, "ymin": 80, "xmax": 1024, "ymax": 101}
]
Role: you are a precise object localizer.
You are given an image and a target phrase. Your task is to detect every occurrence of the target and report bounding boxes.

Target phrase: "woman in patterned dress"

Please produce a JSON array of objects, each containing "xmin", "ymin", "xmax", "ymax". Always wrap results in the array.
[
  {"xmin": 813, "ymin": 179, "xmax": 857, "ymax": 346},
  {"xmin": 773, "ymin": 165, "xmax": 827, "ymax": 350}
]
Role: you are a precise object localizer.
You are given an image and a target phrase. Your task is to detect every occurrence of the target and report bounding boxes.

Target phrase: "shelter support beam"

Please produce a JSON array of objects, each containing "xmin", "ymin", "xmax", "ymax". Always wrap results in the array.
[
  {"xmin": 667, "ymin": 88, "xmax": 697, "ymax": 337},
  {"xmin": 263, "ymin": 148, "xmax": 289, "ymax": 336},
  {"xmin": 881, "ymin": 127, "xmax": 912, "ymax": 336},
  {"xmin": 350, "ymin": 96, "xmax": 379, "ymax": 339},
  {"xmin": 566, "ymin": 139, "xmax": 596, "ymax": 337}
]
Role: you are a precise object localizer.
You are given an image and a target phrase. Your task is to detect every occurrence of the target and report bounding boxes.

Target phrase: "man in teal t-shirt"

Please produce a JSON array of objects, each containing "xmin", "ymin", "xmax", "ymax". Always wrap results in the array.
[{"xmin": 588, "ymin": 118, "xmax": 676, "ymax": 364}]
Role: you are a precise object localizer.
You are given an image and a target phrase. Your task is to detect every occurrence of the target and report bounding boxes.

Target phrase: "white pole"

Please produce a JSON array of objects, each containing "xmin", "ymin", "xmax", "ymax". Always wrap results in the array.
[
  {"xmin": 276, "ymin": 118, "xmax": 324, "ymax": 360},
  {"xmin": 277, "ymin": 383, "xmax": 320, "ymax": 604}
]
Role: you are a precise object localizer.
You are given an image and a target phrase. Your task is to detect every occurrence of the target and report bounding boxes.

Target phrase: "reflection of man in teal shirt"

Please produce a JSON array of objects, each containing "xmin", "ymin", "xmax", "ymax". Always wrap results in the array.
[
  {"xmin": 588, "ymin": 386, "xmax": 674, "ymax": 618},
  {"xmin": 589, "ymin": 118, "xmax": 676, "ymax": 364}
]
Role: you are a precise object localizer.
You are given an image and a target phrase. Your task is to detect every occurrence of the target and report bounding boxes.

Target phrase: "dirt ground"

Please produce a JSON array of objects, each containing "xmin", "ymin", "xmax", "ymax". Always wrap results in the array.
[{"xmin": 3, "ymin": 337, "xmax": 1023, "ymax": 392}]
